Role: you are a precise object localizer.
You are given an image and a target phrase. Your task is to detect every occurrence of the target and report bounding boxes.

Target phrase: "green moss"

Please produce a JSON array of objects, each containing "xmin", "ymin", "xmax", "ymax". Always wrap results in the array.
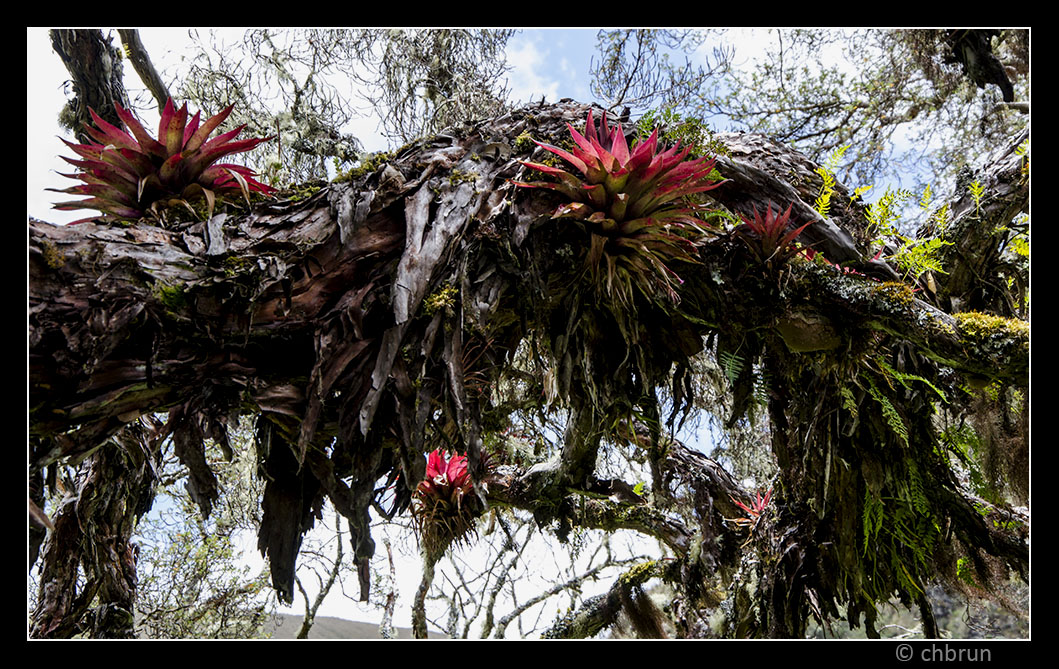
[
  {"xmin": 423, "ymin": 284, "xmax": 458, "ymax": 316},
  {"xmin": 222, "ymin": 255, "xmax": 253, "ymax": 278},
  {"xmin": 153, "ymin": 282, "xmax": 188, "ymax": 311},
  {"xmin": 448, "ymin": 168, "xmax": 478, "ymax": 186},
  {"xmin": 620, "ymin": 560, "xmax": 659, "ymax": 586},
  {"xmin": 333, "ymin": 151, "xmax": 394, "ymax": 183},
  {"xmin": 277, "ymin": 182, "xmax": 323, "ymax": 201},
  {"xmin": 514, "ymin": 131, "xmax": 535, "ymax": 154},
  {"xmin": 39, "ymin": 239, "xmax": 65, "ymax": 270},
  {"xmin": 870, "ymin": 281, "xmax": 916, "ymax": 307},
  {"xmin": 953, "ymin": 311, "xmax": 1028, "ymax": 340}
]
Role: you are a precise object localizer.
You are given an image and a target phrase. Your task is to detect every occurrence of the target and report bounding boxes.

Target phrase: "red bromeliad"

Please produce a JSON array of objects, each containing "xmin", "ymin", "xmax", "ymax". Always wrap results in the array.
[
  {"xmin": 51, "ymin": 98, "xmax": 275, "ymax": 224},
  {"xmin": 415, "ymin": 448, "xmax": 474, "ymax": 512},
  {"xmin": 513, "ymin": 109, "xmax": 725, "ymax": 305},
  {"xmin": 734, "ymin": 203, "xmax": 812, "ymax": 267},
  {"xmin": 412, "ymin": 449, "xmax": 482, "ymax": 561},
  {"xmin": 729, "ymin": 487, "xmax": 773, "ymax": 528}
]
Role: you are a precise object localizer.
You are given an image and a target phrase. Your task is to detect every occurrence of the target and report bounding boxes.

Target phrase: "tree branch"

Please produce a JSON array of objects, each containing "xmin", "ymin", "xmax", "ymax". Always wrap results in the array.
[{"xmin": 117, "ymin": 29, "xmax": 171, "ymax": 112}]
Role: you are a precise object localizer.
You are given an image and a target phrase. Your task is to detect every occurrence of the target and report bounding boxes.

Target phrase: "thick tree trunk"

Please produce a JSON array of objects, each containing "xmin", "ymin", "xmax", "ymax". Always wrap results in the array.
[
  {"xmin": 49, "ymin": 29, "xmax": 129, "ymax": 142},
  {"xmin": 29, "ymin": 100, "xmax": 1028, "ymax": 638}
]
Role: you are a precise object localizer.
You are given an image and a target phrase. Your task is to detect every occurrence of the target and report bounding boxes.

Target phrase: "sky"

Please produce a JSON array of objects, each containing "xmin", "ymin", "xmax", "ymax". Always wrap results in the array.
[
  {"xmin": 25, "ymin": 27, "xmax": 671, "ymax": 634},
  {"xmin": 27, "ymin": 28, "xmax": 617, "ymax": 224},
  {"xmin": 25, "ymin": 27, "xmax": 781, "ymax": 637},
  {"xmin": 27, "ymin": 28, "xmax": 786, "ymax": 224}
]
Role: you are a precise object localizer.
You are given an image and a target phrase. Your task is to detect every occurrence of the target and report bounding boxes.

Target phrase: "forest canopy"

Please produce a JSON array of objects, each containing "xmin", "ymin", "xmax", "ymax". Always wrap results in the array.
[{"xmin": 28, "ymin": 28, "xmax": 1029, "ymax": 641}]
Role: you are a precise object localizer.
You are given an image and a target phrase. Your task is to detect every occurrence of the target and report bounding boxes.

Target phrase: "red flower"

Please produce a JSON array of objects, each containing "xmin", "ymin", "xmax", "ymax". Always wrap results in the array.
[{"xmin": 735, "ymin": 203, "xmax": 811, "ymax": 266}]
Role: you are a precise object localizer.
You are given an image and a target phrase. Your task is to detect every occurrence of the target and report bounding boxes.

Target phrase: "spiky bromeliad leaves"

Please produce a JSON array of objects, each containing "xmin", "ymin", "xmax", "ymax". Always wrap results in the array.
[
  {"xmin": 514, "ymin": 110, "xmax": 725, "ymax": 305},
  {"xmin": 51, "ymin": 98, "xmax": 275, "ymax": 225},
  {"xmin": 728, "ymin": 487, "xmax": 773, "ymax": 529},
  {"xmin": 734, "ymin": 203, "xmax": 812, "ymax": 268},
  {"xmin": 411, "ymin": 449, "xmax": 484, "ymax": 563}
]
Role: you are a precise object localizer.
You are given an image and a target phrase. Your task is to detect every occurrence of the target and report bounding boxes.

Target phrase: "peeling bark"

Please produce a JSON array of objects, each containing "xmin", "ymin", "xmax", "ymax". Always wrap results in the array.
[{"xmin": 29, "ymin": 100, "xmax": 1029, "ymax": 638}]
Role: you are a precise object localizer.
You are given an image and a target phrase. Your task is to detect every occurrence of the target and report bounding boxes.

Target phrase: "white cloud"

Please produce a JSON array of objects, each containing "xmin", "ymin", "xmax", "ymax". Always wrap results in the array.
[{"xmin": 505, "ymin": 35, "xmax": 561, "ymax": 105}]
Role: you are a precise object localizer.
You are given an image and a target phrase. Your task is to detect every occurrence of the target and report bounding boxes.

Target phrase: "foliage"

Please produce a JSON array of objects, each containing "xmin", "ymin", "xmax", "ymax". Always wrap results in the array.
[
  {"xmin": 514, "ymin": 109, "xmax": 724, "ymax": 305},
  {"xmin": 32, "ymin": 29, "xmax": 1029, "ymax": 641},
  {"xmin": 412, "ymin": 449, "xmax": 484, "ymax": 563},
  {"xmin": 634, "ymin": 107, "xmax": 730, "ymax": 160},
  {"xmin": 733, "ymin": 203, "xmax": 811, "ymax": 268},
  {"xmin": 51, "ymin": 97, "xmax": 274, "ymax": 224},
  {"xmin": 813, "ymin": 144, "xmax": 850, "ymax": 217},
  {"xmin": 863, "ymin": 184, "xmax": 953, "ymax": 282},
  {"xmin": 590, "ymin": 29, "xmax": 733, "ymax": 112},
  {"xmin": 361, "ymin": 29, "xmax": 514, "ymax": 143},
  {"xmin": 131, "ymin": 425, "xmax": 276, "ymax": 639},
  {"xmin": 179, "ymin": 29, "xmax": 513, "ymax": 182},
  {"xmin": 696, "ymin": 29, "xmax": 1028, "ymax": 188}
]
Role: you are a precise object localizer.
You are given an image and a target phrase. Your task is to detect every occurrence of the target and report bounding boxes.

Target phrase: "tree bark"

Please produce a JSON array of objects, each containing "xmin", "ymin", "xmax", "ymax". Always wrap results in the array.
[
  {"xmin": 29, "ymin": 100, "xmax": 1029, "ymax": 638},
  {"xmin": 49, "ymin": 29, "xmax": 129, "ymax": 142}
]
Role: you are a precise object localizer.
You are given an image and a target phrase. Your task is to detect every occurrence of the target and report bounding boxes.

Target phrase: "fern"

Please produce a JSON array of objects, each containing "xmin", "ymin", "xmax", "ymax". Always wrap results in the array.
[
  {"xmin": 719, "ymin": 350, "xmax": 745, "ymax": 386},
  {"xmin": 877, "ymin": 359, "xmax": 947, "ymax": 403},
  {"xmin": 929, "ymin": 202, "xmax": 951, "ymax": 231},
  {"xmin": 1015, "ymin": 139, "xmax": 1029, "ymax": 178},
  {"xmin": 969, "ymin": 179, "xmax": 985, "ymax": 214},
  {"xmin": 865, "ymin": 183, "xmax": 951, "ymax": 281},
  {"xmin": 753, "ymin": 367, "xmax": 771, "ymax": 405},
  {"xmin": 865, "ymin": 375, "xmax": 909, "ymax": 446},
  {"xmin": 1010, "ymin": 232, "xmax": 1029, "ymax": 258},
  {"xmin": 861, "ymin": 489, "xmax": 884, "ymax": 555},
  {"xmin": 850, "ymin": 184, "xmax": 873, "ymax": 204},
  {"xmin": 892, "ymin": 237, "xmax": 951, "ymax": 282},
  {"xmin": 865, "ymin": 186, "xmax": 914, "ymax": 236},
  {"xmin": 839, "ymin": 386, "xmax": 858, "ymax": 418},
  {"xmin": 813, "ymin": 144, "xmax": 850, "ymax": 217},
  {"xmin": 904, "ymin": 460, "xmax": 930, "ymax": 516},
  {"xmin": 918, "ymin": 183, "xmax": 933, "ymax": 212}
]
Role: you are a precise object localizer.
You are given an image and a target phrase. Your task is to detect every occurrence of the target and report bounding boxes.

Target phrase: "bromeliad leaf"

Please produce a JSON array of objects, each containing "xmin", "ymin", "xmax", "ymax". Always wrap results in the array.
[
  {"xmin": 51, "ymin": 97, "xmax": 275, "ymax": 225},
  {"xmin": 512, "ymin": 109, "xmax": 726, "ymax": 305},
  {"xmin": 734, "ymin": 203, "xmax": 812, "ymax": 267}
]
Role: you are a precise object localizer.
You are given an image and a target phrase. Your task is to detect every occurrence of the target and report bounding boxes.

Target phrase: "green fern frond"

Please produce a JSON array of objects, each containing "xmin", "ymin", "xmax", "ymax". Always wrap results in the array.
[
  {"xmin": 969, "ymin": 179, "xmax": 985, "ymax": 214},
  {"xmin": 904, "ymin": 461, "xmax": 930, "ymax": 515},
  {"xmin": 850, "ymin": 184, "xmax": 873, "ymax": 203},
  {"xmin": 813, "ymin": 144, "xmax": 850, "ymax": 217},
  {"xmin": 918, "ymin": 184, "xmax": 932, "ymax": 211},
  {"xmin": 839, "ymin": 386, "xmax": 858, "ymax": 418},
  {"xmin": 877, "ymin": 359, "xmax": 948, "ymax": 403},
  {"xmin": 865, "ymin": 375, "xmax": 909, "ymax": 446},
  {"xmin": 719, "ymin": 350, "xmax": 745, "ymax": 386},
  {"xmin": 862, "ymin": 489, "xmax": 884, "ymax": 555},
  {"xmin": 865, "ymin": 186, "xmax": 914, "ymax": 235},
  {"xmin": 929, "ymin": 202, "xmax": 951, "ymax": 231}
]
